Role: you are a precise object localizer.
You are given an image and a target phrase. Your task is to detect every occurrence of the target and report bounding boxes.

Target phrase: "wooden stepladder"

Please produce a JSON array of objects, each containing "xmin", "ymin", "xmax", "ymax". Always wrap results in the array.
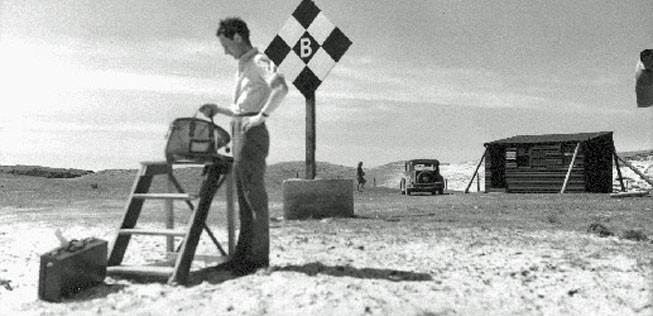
[{"xmin": 107, "ymin": 156, "xmax": 234, "ymax": 285}]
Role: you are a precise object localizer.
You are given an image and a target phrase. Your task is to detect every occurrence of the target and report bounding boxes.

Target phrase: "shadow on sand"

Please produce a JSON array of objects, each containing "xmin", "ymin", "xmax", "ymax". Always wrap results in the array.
[
  {"xmin": 189, "ymin": 261, "xmax": 433, "ymax": 286},
  {"xmin": 104, "ymin": 261, "xmax": 432, "ymax": 288},
  {"xmin": 60, "ymin": 282, "xmax": 128, "ymax": 302},
  {"xmin": 269, "ymin": 262, "xmax": 433, "ymax": 282}
]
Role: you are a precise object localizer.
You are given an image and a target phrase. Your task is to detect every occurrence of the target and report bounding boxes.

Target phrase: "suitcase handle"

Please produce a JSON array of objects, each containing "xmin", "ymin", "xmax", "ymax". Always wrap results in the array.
[
  {"xmin": 66, "ymin": 239, "xmax": 87, "ymax": 252},
  {"xmin": 50, "ymin": 238, "xmax": 96, "ymax": 256}
]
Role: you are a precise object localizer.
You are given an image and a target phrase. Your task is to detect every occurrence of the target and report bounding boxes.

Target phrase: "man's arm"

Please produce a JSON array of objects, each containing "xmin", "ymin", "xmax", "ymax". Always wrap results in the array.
[
  {"xmin": 242, "ymin": 74, "xmax": 288, "ymax": 131},
  {"xmin": 199, "ymin": 103, "xmax": 237, "ymax": 118},
  {"xmin": 259, "ymin": 74, "xmax": 289, "ymax": 116}
]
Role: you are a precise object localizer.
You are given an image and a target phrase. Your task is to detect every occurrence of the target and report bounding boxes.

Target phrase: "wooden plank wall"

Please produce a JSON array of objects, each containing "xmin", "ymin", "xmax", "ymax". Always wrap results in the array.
[
  {"xmin": 505, "ymin": 167, "xmax": 586, "ymax": 193},
  {"xmin": 505, "ymin": 144, "xmax": 586, "ymax": 193}
]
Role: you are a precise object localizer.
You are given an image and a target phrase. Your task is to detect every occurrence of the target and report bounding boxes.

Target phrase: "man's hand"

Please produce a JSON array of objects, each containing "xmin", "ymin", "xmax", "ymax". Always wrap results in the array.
[
  {"xmin": 242, "ymin": 113, "xmax": 266, "ymax": 132},
  {"xmin": 199, "ymin": 104, "xmax": 219, "ymax": 118}
]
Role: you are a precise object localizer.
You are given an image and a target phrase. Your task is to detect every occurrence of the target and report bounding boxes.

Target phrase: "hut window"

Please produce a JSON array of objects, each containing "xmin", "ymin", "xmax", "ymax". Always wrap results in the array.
[
  {"xmin": 516, "ymin": 146, "xmax": 530, "ymax": 167},
  {"xmin": 530, "ymin": 148, "xmax": 548, "ymax": 167},
  {"xmin": 562, "ymin": 143, "xmax": 579, "ymax": 166},
  {"xmin": 506, "ymin": 147, "xmax": 531, "ymax": 167},
  {"xmin": 506, "ymin": 148, "xmax": 517, "ymax": 168}
]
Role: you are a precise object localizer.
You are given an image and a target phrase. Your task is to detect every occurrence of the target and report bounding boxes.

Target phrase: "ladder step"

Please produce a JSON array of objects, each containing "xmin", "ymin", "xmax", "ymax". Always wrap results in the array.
[
  {"xmin": 119, "ymin": 228, "xmax": 187, "ymax": 237},
  {"xmin": 139, "ymin": 161, "xmax": 170, "ymax": 176},
  {"xmin": 166, "ymin": 253, "xmax": 230, "ymax": 266},
  {"xmin": 107, "ymin": 265, "xmax": 175, "ymax": 277},
  {"xmin": 131, "ymin": 193, "xmax": 196, "ymax": 200}
]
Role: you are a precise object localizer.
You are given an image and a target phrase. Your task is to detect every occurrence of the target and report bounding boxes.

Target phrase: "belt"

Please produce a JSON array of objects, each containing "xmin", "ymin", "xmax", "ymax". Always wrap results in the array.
[
  {"xmin": 231, "ymin": 112, "xmax": 261, "ymax": 123},
  {"xmin": 235, "ymin": 112, "xmax": 259, "ymax": 117}
]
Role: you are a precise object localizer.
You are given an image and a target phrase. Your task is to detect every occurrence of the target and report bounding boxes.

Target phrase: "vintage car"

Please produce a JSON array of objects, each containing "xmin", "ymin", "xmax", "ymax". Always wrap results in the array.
[{"xmin": 400, "ymin": 159, "xmax": 446, "ymax": 195}]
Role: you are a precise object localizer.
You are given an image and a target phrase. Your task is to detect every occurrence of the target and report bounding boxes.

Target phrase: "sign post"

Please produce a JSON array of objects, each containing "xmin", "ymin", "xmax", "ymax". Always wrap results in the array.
[
  {"xmin": 265, "ymin": 0, "xmax": 352, "ymax": 179},
  {"xmin": 305, "ymin": 91, "xmax": 316, "ymax": 178}
]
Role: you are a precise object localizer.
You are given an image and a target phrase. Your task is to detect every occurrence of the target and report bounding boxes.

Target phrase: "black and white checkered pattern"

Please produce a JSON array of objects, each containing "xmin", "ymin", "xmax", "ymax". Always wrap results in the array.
[{"xmin": 265, "ymin": 0, "xmax": 352, "ymax": 97}]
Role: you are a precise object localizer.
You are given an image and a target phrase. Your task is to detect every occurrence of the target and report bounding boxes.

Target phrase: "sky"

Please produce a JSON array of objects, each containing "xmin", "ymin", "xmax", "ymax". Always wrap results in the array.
[{"xmin": 0, "ymin": 0, "xmax": 652, "ymax": 171}]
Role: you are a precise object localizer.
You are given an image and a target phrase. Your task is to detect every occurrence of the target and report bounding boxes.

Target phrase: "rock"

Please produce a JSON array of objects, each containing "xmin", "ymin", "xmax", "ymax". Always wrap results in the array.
[
  {"xmin": 621, "ymin": 229, "xmax": 648, "ymax": 242},
  {"xmin": 587, "ymin": 223, "xmax": 614, "ymax": 237},
  {"xmin": 0, "ymin": 278, "xmax": 13, "ymax": 291}
]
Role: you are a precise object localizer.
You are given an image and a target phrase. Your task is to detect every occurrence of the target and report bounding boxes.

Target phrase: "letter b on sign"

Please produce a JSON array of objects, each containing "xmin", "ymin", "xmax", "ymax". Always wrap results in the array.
[
  {"xmin": 300, "ymin": 38, "xmax": 312, "ymax": 58},
  {"xmin": 293, "ymin": 33, "xmax": 318, "ymax": 63}
]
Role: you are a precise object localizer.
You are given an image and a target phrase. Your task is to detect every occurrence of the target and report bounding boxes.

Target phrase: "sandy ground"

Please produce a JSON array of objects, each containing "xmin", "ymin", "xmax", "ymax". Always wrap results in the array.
[
  {"xmin": 1, "ymin": 159, "xmax": 652, "ymax": 315},
  {"xmin": 1, "ymin": 201, "xmax": 652, "ymax": 315}
]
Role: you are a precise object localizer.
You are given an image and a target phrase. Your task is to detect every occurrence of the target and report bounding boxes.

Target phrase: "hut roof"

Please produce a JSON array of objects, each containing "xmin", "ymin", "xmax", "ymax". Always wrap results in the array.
[{"xmin": 485, "ymin": 131, "xmax": 613, "ymax": 146}]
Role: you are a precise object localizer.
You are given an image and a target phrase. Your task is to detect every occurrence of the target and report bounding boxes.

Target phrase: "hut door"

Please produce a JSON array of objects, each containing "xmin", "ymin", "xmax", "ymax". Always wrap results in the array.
[{"xmin": 488, "ymin": 146, "xmax": 506, "ymax": 188}]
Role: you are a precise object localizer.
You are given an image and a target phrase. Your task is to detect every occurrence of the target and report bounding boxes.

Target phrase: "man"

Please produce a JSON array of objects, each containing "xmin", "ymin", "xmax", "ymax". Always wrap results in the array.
[
  {"xmin": 356, "ymin": 161, "xmax": 366, "ymax": 191},
  {"xmin": 199, "ymin": 17, "xmax": 288, "ymax": 276}
]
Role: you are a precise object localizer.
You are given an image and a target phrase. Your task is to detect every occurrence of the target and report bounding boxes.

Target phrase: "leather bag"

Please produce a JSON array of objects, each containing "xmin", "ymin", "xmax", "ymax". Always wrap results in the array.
[{"xmin": 164, "ymin": 114, "xmax": 230, "ymax": 163}]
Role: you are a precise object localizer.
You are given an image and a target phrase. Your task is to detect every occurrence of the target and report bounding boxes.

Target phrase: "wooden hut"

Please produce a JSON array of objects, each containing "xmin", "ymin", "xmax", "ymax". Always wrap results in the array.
[{"xmin": 482, "ymin": 131, "xmax": 615, "ymax": 193}]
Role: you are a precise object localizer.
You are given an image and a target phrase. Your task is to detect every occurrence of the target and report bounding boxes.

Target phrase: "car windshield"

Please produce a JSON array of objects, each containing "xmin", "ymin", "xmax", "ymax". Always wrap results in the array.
[{"xmin": 413, "ymin": 163, "xmax": 436, "ymax": 171}]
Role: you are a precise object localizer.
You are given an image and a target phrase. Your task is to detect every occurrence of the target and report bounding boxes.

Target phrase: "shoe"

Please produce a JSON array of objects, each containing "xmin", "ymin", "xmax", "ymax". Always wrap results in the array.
[
  {"xmin": 213, "ymin": 259, "xmax": 241, "ymax": 271},
  {"xmin": 231, "ymin": 260, "xmax": 268, "ymax": 276}
]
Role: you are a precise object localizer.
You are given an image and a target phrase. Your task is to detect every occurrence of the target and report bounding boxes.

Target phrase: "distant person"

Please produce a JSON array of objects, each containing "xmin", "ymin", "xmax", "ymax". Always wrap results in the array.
[
  {"xmin": 356, "ymin": 161, "xmax": 366, "ymax": 191},
  {"xmin": 636, "ymin": 49, "xmax": 653, "ymax": 107},
  {"xmin": 199, "ymin": 17, "xmax": 288, "ymax": 276}
]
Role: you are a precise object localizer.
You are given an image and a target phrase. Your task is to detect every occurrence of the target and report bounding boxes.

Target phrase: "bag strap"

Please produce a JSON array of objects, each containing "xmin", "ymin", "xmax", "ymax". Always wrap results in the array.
[
  {"xmin": 193, "ymin": 110, "xmax": 218, "ymax": 126},
  {"xmin": 189, "ymin": 110, "xmax": 217, "ymax": 137}
]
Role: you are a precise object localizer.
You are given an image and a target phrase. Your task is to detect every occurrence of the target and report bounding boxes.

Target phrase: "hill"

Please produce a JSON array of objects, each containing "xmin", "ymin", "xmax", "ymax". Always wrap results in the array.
[
  {"xmin": 2, "ymin": 149, "xmax": 652, "ymax": 196},
  {"xmin": 0, "ymin": 165, "xmax": 93, "ymax": 178}
]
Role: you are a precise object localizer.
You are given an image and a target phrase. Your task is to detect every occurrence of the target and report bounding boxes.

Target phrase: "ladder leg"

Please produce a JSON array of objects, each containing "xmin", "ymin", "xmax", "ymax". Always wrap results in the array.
[
  {"xmin": 169, "ymin": 164, "xmax": 226, "ymax": 284},
  {"xmin": 108, "ymin": 167, "xmax": 155, "ymax": 266},
  {"xmin": 168, "ymin": 173, "xmax": 227, "ymax": 255},
  {"xmin": 226, "ymin": 169, "xmax": 235, "ymax": 256}
]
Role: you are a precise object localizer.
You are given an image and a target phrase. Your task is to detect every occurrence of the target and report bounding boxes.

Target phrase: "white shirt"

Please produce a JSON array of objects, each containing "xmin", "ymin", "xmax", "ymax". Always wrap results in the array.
[{"xmin": 231, "ymin": 48, "xmax": 280, "ymax": 114}]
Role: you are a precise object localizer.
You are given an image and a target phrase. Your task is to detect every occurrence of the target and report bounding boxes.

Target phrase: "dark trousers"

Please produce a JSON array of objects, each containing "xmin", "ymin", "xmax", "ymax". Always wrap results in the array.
[{"xmin": 230, "ymin": 120, "xmax": 270, "ymax": 265}]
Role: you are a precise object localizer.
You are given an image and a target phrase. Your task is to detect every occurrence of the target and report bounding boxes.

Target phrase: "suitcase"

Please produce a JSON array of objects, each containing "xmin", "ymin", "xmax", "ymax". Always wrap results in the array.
[
  {"xmin": 38, "ymin": 237, "xmax": 107, "ymax": 302},
  {"xmin": 164, "ymin": 117, "xmax": 231, "ymax": 163}
]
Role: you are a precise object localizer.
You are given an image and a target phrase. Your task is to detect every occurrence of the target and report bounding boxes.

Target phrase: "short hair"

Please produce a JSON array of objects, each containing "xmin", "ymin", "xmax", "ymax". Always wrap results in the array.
[
  {"xmin": 217, "ymin": 17, "xmax": 250, "ymax": 43},
  {"xmin": 641, "ymin": 49, "xmax": 652, "ymax": 62}
]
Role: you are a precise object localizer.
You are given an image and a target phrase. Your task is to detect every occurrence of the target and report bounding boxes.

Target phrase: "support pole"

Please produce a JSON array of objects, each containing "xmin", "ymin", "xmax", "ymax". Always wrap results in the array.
[
  {"xmin": 465, "ymin": 148, "xmax": 487, "ymax": 193},
  {"xmin": 613, "ymin": 152, "xmax": 626, "ymax": 192},
  {"xmin": 305, "ymin": 91, "xmax": 316, "ymax": 180},
  {"xmin": 560, "ymin": 142, "xmax": 581, "ymax": 194},
  {"xmin": 616, "ymin": 154, "xmax": 653, "ymax": 187}
]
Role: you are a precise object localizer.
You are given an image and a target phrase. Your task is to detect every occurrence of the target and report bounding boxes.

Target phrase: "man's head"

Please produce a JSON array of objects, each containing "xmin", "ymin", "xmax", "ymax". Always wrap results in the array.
[
  {"xmin": 641, "ymin": 49, "xmax": 653, "ymax": 70},
  {"xmin": 217, "ymin": 17, "xmax": 252, "ymax": 59}
]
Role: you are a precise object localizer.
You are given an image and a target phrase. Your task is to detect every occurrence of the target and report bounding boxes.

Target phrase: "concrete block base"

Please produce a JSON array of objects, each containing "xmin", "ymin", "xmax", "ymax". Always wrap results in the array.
[{"xmin": 282, "ymin": 178, "xmax": 354, "ymax": 220}]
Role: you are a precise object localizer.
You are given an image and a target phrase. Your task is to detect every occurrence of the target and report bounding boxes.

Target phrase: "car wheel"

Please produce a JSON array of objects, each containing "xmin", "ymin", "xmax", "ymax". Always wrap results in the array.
[
  {"xmin": 438, "ymin": 189, "xmax": 444, "ymax": 195},
  {"xmin": 417, "ymin": 171, "xmax": 436, "ymax": 183}
]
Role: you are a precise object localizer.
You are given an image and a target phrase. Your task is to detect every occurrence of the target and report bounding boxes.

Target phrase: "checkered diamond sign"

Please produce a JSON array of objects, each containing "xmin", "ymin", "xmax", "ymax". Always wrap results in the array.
[{"xmin": 265, "ymin": 0, "xmax": 352, "ymax": 97}]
